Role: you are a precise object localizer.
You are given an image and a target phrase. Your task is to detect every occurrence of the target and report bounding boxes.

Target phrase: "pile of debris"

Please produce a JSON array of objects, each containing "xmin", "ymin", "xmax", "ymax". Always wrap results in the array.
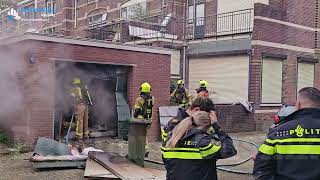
[{"xmin": 30, "ymin": 137, "xmax": 165, "ymax": 180}]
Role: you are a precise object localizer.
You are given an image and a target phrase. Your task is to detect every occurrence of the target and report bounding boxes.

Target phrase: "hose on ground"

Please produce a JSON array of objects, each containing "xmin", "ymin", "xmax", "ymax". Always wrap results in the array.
[{"xmin": 216, "ymin": 138, "xmax": 259, "ymax": 175}]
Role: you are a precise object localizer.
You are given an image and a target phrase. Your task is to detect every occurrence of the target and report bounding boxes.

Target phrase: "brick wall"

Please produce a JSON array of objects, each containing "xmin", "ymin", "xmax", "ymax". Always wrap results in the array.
[
  {"xmin": 0, "ymin": 39, "xmax": 171, "ymax": 144},
  {"xmin": 215, "ymin": 104, "xmax": 256, "ymax": 132},
  {"xmin": 251, "ymin": 2, "xmax": 319, "ymax": 110}
]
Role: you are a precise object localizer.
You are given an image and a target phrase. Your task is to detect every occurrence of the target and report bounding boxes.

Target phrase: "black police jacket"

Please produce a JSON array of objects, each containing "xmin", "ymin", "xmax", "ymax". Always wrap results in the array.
[
  {"xmin": 253, "ymin": 108, "xmax": 320, "ymax": 180},
  {"xmin": 161, "ymin": 124, "xmax": 237, "ymax": 180}
]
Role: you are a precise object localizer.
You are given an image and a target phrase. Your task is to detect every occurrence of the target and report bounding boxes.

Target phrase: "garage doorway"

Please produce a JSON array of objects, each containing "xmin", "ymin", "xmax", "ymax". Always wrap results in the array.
[{"xmin": 54, "ymin": 60, "xmax": 129, "ymax": 141}]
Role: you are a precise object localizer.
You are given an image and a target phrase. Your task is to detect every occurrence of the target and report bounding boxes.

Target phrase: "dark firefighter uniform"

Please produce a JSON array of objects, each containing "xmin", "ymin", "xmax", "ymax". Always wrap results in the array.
[
  {"xmin": 161, "ymin": 122, "xmax": 237, "ymax": 180},
  {"xmin": 253, "ymin": 108, "xmax": 320, "ymax": 180},
  {"xmin": 70, "ymin": 78, "xmax": 90, "ymax": 140},
  {"xmin": 170, "ymin": 80, "xmax": 192, "ymax": 109}
]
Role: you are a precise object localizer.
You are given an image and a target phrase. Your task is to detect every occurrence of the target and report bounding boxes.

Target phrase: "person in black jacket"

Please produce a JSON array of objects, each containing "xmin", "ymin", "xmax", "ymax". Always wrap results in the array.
[
  {"xmin": 161, "ymin": 97, "xmax": 216, "ymax": 142},
  {"xmin": 161, "ymin": 111, "xmax": 237, "ymax": 180},
  {"xmin": 253, "ymin": 87, "xmax": 320, "ymax": 180}
]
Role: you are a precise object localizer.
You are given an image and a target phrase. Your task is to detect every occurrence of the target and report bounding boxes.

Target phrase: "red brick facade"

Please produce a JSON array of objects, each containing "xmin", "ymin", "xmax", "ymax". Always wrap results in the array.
[
  {"xmin": 249, "ymin": 0, "xmax": 319, "ymax": 126},
  {"xmin": 0, "ymin": 37, "xmax": 171, "ymax": 144}
]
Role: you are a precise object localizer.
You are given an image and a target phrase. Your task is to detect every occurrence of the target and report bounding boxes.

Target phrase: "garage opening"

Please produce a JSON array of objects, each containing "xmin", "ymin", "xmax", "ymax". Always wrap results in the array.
[{"xmin": 54, "ymin": 61, "xmax": 130, "ymax": 141}]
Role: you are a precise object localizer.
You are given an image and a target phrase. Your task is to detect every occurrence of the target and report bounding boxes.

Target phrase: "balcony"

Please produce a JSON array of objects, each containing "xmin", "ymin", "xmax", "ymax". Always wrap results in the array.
[{"xmin": 86, "ymin": 8, "xmax": 254, "ymax": 44}]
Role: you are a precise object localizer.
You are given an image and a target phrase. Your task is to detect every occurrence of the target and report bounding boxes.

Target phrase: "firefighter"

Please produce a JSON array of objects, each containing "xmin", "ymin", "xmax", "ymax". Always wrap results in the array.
[
  {"xmin": 133, "ymin": 82, "xmax": 154, "ymax": 120},
  {"xmin": 133, "ymin": 82, "xmax": 155, "ymax": 157},
  {"xmin": 70, "ymin": 77, "xmax": 89, "ymax": 140},
  {"xmin": 196, "ymin": 80, "xmax": 209, "ymax": 98},
  {"xmin": 253, "ymin": 87, "xmax": 320, "ymax": 180},
  {"xmin": 161, "ymin": 111, "xmax": 237, "ymax": 180},
  {"xmin": 170, "ymin": 80, "xmax": 191, "ymax": 109}
]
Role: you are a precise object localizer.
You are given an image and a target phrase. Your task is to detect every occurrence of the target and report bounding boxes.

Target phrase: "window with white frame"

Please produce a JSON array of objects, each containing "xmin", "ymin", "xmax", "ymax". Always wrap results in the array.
[
  {"xmin": 121, "ymin": 0, "xmax": 147, "ymax": 19},
  {"xmin": 45, "ymin": 0, "xmax": 56, "ymax": 14},
  {"xmin": 261, "ymin": 58, "xmax": 283, "ymax": 104},
  {"xmin": 88, "ymin": 13, "xmax": 107, "ymax": 26},
  {"xmin": 297, "ymin": 62, "xmax": 315, "ymax": 92},
  {"xmin": 187, "ymin": 2, "xmax": 205, "ymax": 25}
]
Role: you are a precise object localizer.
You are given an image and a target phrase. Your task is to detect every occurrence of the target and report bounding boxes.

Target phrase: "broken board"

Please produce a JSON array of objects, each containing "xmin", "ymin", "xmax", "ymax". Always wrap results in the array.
[
  {"xmin": 89, "ymin": 151, "xmax": 165, "ymax": 180},
  {"xmin": 84, "ymin": 158, "xmax": 120, "ymax": 179},
  {"xmin": 32, "ymin": 160, "xmax": 86, "ymax": 169}
]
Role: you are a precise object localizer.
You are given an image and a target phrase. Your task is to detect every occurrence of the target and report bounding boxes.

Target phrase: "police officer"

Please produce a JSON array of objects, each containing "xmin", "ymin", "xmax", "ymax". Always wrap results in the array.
[
  {"xmin": 161, "ymin": 97, "xmax": 216, "ymax": 143},
  {"xmin": 170, "ymin": 80, "xmax": 191, "ymax": 109},
  {"xmin": 196, "ymin": 80, "xmax": 209, "ymax": 98},
  {"xmin": 253, "ymin": 87, "xmax": 320, "ymax": 180},
  {"xmin": 70, "ymin": 77, "xmax": 90, "ymax": 140},
  {"xmin": 161, "ymin": 111, "xmax": 236, "ymax": 180},
  {"xmin": 133, "ymin": 82, "xmax": 155, "ymax": 157}
]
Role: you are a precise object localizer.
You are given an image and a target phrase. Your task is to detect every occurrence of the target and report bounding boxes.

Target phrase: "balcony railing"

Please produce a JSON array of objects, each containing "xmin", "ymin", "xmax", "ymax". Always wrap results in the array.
[{"xmin": 86, "ymin": 8, "xmax": 254, "ymax": 43}]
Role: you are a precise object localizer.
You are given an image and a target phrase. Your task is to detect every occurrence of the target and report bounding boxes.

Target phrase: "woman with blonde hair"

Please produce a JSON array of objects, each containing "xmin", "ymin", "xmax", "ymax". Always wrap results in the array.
[{"xmin": 161, "ymin": 111, "xmax": 236, "ymax": 180}]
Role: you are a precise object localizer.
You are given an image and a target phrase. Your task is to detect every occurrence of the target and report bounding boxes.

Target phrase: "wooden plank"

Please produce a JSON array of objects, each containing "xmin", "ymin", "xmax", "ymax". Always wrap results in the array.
[
  {"xmin": 84, "ymin": 158, "xmax": 120, "ymax": 179},
  {"xmin": 89, "ymin": 151, "xmax": 164, "ymax": 180},
  {"xmin": 32, "ymin": 160, "xmax": 85, "ymax": 169}
]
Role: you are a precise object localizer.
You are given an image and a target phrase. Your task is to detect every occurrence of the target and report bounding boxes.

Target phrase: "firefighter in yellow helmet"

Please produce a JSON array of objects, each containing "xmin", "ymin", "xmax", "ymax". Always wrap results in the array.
[
  {"xmin": 196, "ymin": 80, "xmax": 209, "ymax": 98},
  {"xmin": 170, "ymin": 80, "xmax": 192, "ymax": 109},
  {"xmin": 133, "ymin": 82, "xmax": 155, "ymax": 157},
  {"xmin": 70, "ymin": 77, "xmax": 90, "ymax": 140},
  {"xmin": 134, "ymin": 82, "xmax": 155, "ymax": 120}
]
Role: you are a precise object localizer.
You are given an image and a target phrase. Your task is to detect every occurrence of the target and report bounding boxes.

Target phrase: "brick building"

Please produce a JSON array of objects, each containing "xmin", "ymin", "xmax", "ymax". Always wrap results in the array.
[
  {"xmin": 0, "ymin": 33, "xmax": 171, "ymax": 144},
  {"xmin": 0, "ymin": 0, "xmax": 319, "ymax": 136}
]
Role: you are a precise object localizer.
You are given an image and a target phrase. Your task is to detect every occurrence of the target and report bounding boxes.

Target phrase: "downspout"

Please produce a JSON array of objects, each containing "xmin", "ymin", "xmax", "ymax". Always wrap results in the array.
[
  {"xmin": 74, "ymin": 0, "xmax": 77, "ymax": 28},
  {"xmin": 183, "ymin": 45, "xmax": 187, "ymax": 83}
]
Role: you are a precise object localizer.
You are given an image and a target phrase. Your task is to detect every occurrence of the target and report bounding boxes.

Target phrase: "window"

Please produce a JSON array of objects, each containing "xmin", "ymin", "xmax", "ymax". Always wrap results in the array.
[
  {"xmin": 297, "ymin": 62, "xmax": 315, "ymax": 92},
  {"xmin": 88, "ymin": 13, "xmax": 107, "ymax": 26},
  {"xmin": 187, "ymin": 5, "xmax": 194, "ymax": 23},
  {"xmin": 88, "ymin": 0, "xmax": 96, "ymax": 3},
  {"xmin": 196, "ymin": 3, "xmax": 204, "ymax": 26},
  {"xmin": 22, "ymin": 5, "xmax": 35, "ymax": 19},
  {"xmin": 121, "ymin": 2, "xmax": 147, "ymax": 19},
  {"xmin": 43, "ymin": 27, "xmax": 56, "ymax": 34},
  {"xmin": 46, "ymin": 0, "xmax": 56, "ymax": 14},
  {"xmin": 261, "ymin": 58, "xmax": 283, "ymax": 104},
  {"xmin": 187, "ymin": 3, "xmax": 204, "ymax": 25},
  {"xmin": 121, "ymin": 8, "xmax": 127, "ymax": 19}
]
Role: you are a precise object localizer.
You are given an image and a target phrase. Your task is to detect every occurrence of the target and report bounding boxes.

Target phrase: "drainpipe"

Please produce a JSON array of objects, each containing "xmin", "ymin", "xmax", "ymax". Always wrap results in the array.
[
  {"xmin": 74, "ymin": 0, "xmax": 77, "ymax": 28},
  {"xmin": 182, "ymin": 43, "xmax": 188, "ymax": 85}
]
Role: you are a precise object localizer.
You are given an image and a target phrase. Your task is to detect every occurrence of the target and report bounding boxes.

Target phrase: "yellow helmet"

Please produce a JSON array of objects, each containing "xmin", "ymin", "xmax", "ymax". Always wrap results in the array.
[
  {"xmin": 177, "ymin": 80, "xmax": 184, "ymax": 85},
  {"xmin": 140, "ymin": 82, "xmax": 152, "ymax": 93},
  {"xmin": 199, "ymin": 80, "xmax": 208, "ymax": 88},
  {"xmin": 73, "ymin": 78, "xmax": 81, "ymax": 85}
]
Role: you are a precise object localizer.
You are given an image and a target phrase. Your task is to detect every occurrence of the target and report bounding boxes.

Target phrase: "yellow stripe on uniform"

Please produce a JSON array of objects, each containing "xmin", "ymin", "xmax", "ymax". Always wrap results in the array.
[
  {"xmin": 161, "ymin": 143, "xmax": 220, "ymax": 159},
  {"xmin": 161, "ymin": 128, "xmax": 168, "ymax": 142},
  {"xmin": 276, "ymin": 145, "xmax": 320, "ymax": 155},
  {"xmin": 259, "ymin": 144, "xmax": 276, "ymax": 155},
  {"xmin": 199, "ymin": 144, "xmax": 221, "ymax": 158},
  {"xmin": 266, "ymin": 138, "xmax": 320, "ymax": 144}
]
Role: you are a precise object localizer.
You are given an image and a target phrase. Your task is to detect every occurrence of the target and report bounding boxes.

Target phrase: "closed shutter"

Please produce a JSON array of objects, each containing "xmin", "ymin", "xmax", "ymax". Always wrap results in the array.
[
  {"xmin": 189, "ymin": 55, "xmax": 249, "ymax": 104},
  {"xmin": 297, "ymin": 63, "xmax": 315, "ymax": 92},
  {"xmin": 261, "ymin": 58, "xmax": 283, "ymax": 103}
]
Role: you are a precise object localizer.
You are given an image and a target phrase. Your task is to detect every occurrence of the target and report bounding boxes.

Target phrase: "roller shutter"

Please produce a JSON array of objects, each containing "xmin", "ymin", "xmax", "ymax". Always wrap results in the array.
[{"xmin": 189, "ymin": 55, "xmax": 249, "ymax": 103}]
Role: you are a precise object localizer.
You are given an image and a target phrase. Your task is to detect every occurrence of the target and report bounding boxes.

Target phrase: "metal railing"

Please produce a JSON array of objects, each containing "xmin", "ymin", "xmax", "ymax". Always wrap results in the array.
[{"xmin": 86, "ymin": 8, "xmax": 254, "ymax": 43}]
